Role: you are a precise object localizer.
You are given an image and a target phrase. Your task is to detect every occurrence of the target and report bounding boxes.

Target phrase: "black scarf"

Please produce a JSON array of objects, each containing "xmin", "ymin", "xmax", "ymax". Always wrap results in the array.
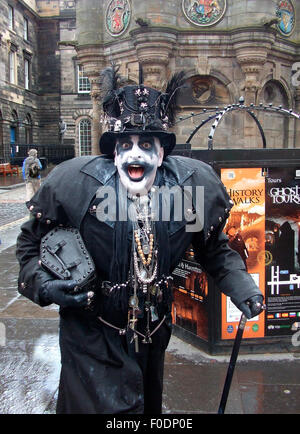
[{"xmin": 107, "ymin": 168, "xmax": 171, "ymax": 312}]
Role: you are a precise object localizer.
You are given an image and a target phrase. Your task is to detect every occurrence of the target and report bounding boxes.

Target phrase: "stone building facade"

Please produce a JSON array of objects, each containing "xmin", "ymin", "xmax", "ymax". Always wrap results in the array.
[
  {"xmin": 0, "ymin": 0, "xmax": 300, "ymax": 161},
  {"xmin": 0, "ymin": 0, "xmax": 63, "ymax": 160}
]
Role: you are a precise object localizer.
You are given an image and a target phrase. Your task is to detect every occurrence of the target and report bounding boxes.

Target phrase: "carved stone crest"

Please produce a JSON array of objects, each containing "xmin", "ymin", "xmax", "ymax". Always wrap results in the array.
[
  {"xmin": 105, "ymin": 0, "xmax": 131, "ymax": 37},
  {"xmin": 276, "ymin": 0, "xmax": 295, "ymax": 36},
  {"xmin": 182, "ymin": 0, "xmax": 227, "ymax": 27}
]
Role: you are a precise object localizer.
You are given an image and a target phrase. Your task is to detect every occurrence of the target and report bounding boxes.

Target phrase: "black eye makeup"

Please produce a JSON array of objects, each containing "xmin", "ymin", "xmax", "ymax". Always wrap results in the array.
[
  {"xmin": 115, "ymin": 135, "xmax": 159, "ymax": 156},
  {"xmin": 140, "ymin": 142, "xmax": 152, "ymax": 150},
  {"xmin": 138, "ymin": 137, "xmax": 155, "ymax": 152},
  {"xmin": 121, "ymin": 142, "xmax": 131, "ymax": 150},
  {"xmin": 116, "ymin": 140, "xmax": 133, "ymax": 154}
]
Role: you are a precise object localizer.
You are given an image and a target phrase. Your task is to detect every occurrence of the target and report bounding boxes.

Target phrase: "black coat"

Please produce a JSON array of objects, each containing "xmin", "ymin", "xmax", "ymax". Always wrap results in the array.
[{"xmin": 16, "ymin": 155, "xmax": 262, "ymax": 413}]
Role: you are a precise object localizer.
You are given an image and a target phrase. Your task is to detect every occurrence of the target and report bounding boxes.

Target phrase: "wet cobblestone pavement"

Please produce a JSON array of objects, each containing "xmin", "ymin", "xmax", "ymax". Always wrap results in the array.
[
  {"xmin": 0, "ymin": 167, "xmax": 53, "ymax": 229},
  {"xmin": 0, "ymin": 202, "xmax": 28, "ymax": 227},
  {"xmin": 0, "ymin": 186, "xmax": 28, "ymax": 252},
  {"xmin": 0, "ymin": 184, "xmax": 28, "ymax": 227},
  {"xmin": 0, "ymin": 245, "xmax": 59, "ymax": 414}
]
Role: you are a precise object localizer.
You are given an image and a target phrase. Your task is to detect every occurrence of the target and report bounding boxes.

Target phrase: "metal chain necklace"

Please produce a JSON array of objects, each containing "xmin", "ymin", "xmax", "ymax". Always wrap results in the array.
[
  {"xmin": 128, "ymin": 193, "xmax": 159, "ymax": 350},
  {"xmin": 131, "ymin": 194, "xmax": 157, "ymax": 285}
]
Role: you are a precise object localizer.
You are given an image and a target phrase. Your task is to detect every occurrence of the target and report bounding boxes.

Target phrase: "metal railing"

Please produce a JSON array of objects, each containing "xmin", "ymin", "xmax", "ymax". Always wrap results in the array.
[{"xmin": 0, "ymin": 144, "xmax": 75, "ymax": 166}]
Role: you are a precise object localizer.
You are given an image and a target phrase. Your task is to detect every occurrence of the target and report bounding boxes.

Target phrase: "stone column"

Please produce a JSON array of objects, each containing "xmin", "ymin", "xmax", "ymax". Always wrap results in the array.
[
  {"xmin": 132, "ymin": 29, "xmax": 177, "ymax": 89},
  {"xmin": 75, "ymin": 0, "xmax": 104, "ymax": 155},
  {"xmin": 234, "ymin": 39, "xmax": 270, "ymax": 147},
  {"xmin": 76, "ymin": 47, "xmax": 104, "ymax": 155},
  {"xmin": 237, "ymin": 58, "xmax": 265, "ymax": 147},
  {"xmin": 89, "ymin": 78, "xmax": 102, "ymax": 156},
  {"xmin": 237, "ymin": 59, "xmax": 264, "ymax": 106}
]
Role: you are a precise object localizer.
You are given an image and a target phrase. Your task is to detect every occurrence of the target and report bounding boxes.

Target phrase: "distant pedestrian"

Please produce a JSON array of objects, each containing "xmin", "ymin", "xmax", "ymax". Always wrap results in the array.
[{"xmin": 22, "ymin": 149, "xmax": 42, "ymax": 202}]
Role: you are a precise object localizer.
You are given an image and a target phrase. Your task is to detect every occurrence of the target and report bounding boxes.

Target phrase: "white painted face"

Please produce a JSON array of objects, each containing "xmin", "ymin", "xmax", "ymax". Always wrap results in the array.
[{"xmin": 114, "ymin": 134, "xmax": 164, "ymax": 195}]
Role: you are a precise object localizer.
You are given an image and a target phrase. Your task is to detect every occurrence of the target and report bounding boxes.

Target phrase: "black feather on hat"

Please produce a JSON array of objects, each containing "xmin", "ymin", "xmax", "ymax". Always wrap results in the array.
[
  {"xmin": 99, "ymin": 65, "xmax": 186, "ymax": 157},
  {"xmin": 100, "ymin": 63, "xmax": 122, "ymax": 118},
  {"xmin": 162, "ymin": 71, "xmax": 186, "ymax": 126}
]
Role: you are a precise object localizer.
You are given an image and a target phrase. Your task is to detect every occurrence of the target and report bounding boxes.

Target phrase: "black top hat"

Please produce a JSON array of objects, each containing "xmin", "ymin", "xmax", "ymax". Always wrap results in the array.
[{"xmin": 99, "ymin": 66, "xmax": 186, "ymax": 157}]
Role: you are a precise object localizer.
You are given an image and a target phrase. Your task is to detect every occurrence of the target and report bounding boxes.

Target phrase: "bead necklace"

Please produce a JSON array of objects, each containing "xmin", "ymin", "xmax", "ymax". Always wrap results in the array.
[{"xmin": 134, "ymin": 230, "xmax": 154, "ymax": 266}]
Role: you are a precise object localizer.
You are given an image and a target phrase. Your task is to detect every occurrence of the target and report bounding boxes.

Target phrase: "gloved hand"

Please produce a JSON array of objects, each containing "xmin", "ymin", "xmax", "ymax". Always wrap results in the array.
[
  {"xmin": 238, "ymin": 294, "xmax": 264, "ymax": 319},
  {"xmin": 39, "ymin": 279, "xmax": 94, "ymax": 309}
]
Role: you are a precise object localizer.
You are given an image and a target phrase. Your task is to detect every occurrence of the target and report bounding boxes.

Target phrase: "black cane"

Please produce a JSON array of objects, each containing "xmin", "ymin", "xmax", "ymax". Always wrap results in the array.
[{"xmin": 218, "ymin": 312, "xmax": 247, "ymax": 414}]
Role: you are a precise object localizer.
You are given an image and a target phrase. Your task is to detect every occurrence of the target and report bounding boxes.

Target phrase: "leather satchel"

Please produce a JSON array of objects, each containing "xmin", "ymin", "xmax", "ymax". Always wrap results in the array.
[{"xmin": 40, "ymin": 226, "xmax": 96, "ymax": 290}]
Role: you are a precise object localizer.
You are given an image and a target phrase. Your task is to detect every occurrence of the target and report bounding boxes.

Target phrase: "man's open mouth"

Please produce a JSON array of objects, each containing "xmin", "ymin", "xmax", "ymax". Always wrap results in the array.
[{"xmin": 127, "ymin": 164, "xmax": 145, "ymax": 181}]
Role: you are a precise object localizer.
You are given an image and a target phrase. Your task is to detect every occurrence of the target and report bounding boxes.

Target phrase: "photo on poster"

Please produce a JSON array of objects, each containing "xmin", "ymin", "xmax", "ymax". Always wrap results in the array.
[
  {"xmin": 221, "ymin": 168, "xmax": 266, "ymax": 339},
  {"xmin": 265, "ymin": 168, "xmax": 300, "ymax": 336},
  {"xmin": 172, "ymin": 250, "xmax": 209, "ymax": 341}
]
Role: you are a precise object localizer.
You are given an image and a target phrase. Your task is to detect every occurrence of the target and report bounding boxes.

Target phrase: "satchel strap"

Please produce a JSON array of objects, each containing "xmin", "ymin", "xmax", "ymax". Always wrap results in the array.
[
  {"xmin": 65, "ymin": 258, "xmax": 82, "ymax": 269},
  {"xmin": 45, "ymin": 245, "xmax": 71, "ymax": 278}
]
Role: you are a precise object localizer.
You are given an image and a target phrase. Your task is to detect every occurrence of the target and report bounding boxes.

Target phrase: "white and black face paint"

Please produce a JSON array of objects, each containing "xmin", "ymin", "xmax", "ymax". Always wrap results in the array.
[{"xmin": 114, "ymin": 134, "xmax": 164, "ymax": 195}]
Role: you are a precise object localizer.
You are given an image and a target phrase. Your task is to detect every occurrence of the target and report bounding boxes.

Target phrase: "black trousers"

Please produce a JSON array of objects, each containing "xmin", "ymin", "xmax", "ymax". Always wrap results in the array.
[
  {"xmin": 56, "ymin": 312, "xmax": 171, "ymax": 414},
  {"xmin": 133, "ymin": 322, "xmax": 171, "ymax": 414}
]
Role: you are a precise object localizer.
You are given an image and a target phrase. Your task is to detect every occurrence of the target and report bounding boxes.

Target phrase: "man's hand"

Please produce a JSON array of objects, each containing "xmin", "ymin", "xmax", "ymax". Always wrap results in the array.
[
  {"xmin": 238, "ymin": 295, "xmax": 264, "ymax": 319},
  {"xmin": 39, "ymin": 280, "xmax": 94, "ymax": 309}
]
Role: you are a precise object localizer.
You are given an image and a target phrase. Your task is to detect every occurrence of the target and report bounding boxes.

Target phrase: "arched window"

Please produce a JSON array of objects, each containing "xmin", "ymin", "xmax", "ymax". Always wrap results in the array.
[
  {"xmin": 11, "ymin": 110, "xmax": 18, "ymax": 124},
  {"xmin": 10, "ymin": 110, "xmax": 19, "ymax": 157},
  {"xmin": 24, "ymin": 113, "xmax": 33, "ymax": 144},
  {"xmin": 79, "ymin": 119, "xmax": 91, "ymax": 156}
]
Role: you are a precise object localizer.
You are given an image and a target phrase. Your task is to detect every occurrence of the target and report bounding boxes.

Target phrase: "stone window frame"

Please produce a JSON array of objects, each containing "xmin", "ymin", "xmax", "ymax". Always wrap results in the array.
[
  {"xmin": 8, "ymin": 4, "xmax": 14, "ymax": 31},
  {"xmin": 24, "ymin": 113, "xmax": 33, "ymax": 144},
  {"xmin": 9, "ymin": 43, "xmax": 18, "ymax": 85},
  {"xmin": 23, "ymin": 50, "xmax": 32, "ymax": 90},
  {"xmin": 10, "ymin": 109, "xmax": 19, "ymax": 146},
  {"xmin": 24, "ymin": 58, "xmax": 29, "ymax": 89},
  {"xmin": 23, "ymin": 16, "xmax": 29, "ymax": 41}
]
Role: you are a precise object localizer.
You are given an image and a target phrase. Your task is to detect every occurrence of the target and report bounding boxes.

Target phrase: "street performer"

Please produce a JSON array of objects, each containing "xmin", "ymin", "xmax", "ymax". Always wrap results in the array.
[{"xmin": 16, "ymin": 66, "xmax": 264, "ymax": 414}]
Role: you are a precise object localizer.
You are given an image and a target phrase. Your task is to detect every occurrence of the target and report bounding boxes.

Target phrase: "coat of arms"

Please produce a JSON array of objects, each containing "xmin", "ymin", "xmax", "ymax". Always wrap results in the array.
[
  {"xmin": 276, "ymin": 0, "xmax": 295, "ymax": 36},
  {"xmin": 182, "ymin": 0, "xmax": 227, "ymax": 27},
  {"xmin": 106, "ymin": 0, "xmax": 131, "ymax": 37}
]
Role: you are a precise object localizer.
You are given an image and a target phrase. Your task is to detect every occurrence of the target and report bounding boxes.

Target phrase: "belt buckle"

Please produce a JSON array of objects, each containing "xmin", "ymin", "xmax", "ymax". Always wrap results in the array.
[{"xmin": 101, "ymin": 280, "xmax": 112, "ymax": 295}]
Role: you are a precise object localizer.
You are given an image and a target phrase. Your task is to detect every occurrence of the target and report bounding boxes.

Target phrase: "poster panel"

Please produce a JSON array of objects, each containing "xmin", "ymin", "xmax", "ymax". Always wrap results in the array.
[
  {"xmin": 171, "ymin": 166, "xmax": 299, "ymax": 342},
  {"xmin": 172, "ymin": 251, "xmax": 209, "ymax": 341},
  {"xmin": 265, "ymin": 168, "xmax": 300, "ymax": 336},
  {"xmin": 221, "ymin": 168, "xmax": 266, "ymax": 339}
]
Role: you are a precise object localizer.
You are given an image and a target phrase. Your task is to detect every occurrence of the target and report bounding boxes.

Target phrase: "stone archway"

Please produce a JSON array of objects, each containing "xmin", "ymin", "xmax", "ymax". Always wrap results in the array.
[
  {"xmin": 258, "ymin": 79, "xmax": 290, "ymax": 148},
  {"xmin": 176, "ymin": 74, "xmax": 232, "ymax": 146},
  {"xmin": 177, "ymin": 74, "xmax": 231, "ymax": 108}
]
